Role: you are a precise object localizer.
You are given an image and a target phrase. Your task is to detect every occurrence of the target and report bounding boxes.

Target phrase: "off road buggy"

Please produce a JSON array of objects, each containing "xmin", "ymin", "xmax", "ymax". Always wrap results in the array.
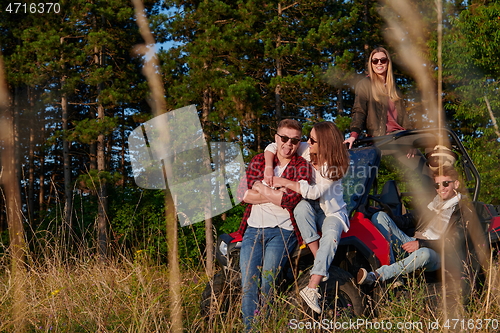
[{"xmin": 200, "ymin": 128, "xmax": 500, "ymax": 318}]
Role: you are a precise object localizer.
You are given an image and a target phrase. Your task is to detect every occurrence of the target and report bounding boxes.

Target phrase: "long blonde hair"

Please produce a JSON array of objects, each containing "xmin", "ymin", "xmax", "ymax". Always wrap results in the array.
[{"xmin": 367, "ymin": 47, "xmax": 401, "ymax": 102}]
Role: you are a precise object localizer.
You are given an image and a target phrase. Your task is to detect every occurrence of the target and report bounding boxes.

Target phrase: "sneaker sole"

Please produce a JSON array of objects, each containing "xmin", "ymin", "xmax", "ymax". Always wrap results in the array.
[
  {"xmin": 357, "ymin": 269, "xmax": 368, "ymax": 285},
  {"xmin": 299, "ymin": 289, "xmax": 322, "ymax": 314}
]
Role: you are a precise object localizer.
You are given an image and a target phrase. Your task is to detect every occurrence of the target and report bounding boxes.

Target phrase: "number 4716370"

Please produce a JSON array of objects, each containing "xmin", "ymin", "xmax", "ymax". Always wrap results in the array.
[{"xmin": 5, "ymin": 3, "xmax": 61, "ymax": 14}]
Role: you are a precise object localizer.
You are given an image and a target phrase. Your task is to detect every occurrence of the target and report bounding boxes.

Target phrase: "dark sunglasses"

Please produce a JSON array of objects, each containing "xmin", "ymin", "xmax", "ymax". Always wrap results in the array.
[
  {"xmin": 308, "ymin": 136, "xmax": 317, "ymax": 145},
  {"xmin": 371, "ymin": 57, "xmax": 388, "ymax": 65},
  {"xmin": 434, "ymin": 180, "xmax": 455, "ymax": 189},
  {"xmin": 276, "ymin": 133, "xmax": 300, "ymax": 145}
]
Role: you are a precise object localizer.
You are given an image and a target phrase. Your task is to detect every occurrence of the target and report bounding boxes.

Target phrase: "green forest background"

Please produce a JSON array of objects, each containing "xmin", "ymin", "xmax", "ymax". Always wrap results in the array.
[
  {"xmin": 1, "ymin": 0, "xmax": 500, "ymax": 268},
  {"xmin": 1, "ymin": 1, "xmax": 500, "ymax": 331}
]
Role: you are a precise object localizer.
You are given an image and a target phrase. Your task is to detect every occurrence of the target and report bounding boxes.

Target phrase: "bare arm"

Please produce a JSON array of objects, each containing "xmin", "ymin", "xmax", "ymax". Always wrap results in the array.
[
  {"xmin": 272, "ymin": 176, "xmax": 301, "ymax": 194},
  {"xmin": 243, "ymin": 189, "xmax": 271, "ymax": 204},
  {"xmin": 251, "ymin": 181, "xmax": 284, "ymax": 206},
  {"xmin": 263, "ymin": 150, "xmax": 275, "ymax": 186}
]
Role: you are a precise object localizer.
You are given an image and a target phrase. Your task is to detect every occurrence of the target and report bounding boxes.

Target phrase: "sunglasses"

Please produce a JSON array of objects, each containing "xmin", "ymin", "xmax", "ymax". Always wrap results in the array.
[
  {"xmin": 276, "ymin": 133, "xmax": 300, "ymax": 145},
  {"xmin": 308, "ymin": 136, "xmax": 317, "ymax": 145},
  {"xmin": 434, "ymin": 180, "xmax": 455, "ymax": 189},
  {"xmin": 371, "ymin": 57, "xmax": 388, "ymax": 65}
]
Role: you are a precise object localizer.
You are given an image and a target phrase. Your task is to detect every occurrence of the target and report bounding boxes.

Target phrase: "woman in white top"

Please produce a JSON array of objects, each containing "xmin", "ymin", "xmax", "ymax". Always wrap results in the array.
[{"xmin": 264, "ymin": 121, "xmax": 349, "ymax": 314}]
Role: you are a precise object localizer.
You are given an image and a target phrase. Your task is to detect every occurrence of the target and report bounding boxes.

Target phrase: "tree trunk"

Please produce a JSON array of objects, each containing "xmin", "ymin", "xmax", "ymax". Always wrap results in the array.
[
  {"xmin": 275, "ymin": 3, "xmax": 283, "ymax": 121},
  {"xmin": 337, "ymin": 89, "xmax": 344, "ymax": 116},
  {"xmin": 95, "ymin": 42, "xmax": 108, "ymax": 258},
  {"xmin": 165, "ymin": 186, "xmax": 181, "ymax": 331},
  {"xmin": 27, "ymin": 87, "xmax": 35, "ymax": 225},
  {"xmin": 97, "ymin": 105, "xmax": 108, "ymax": 258},
  {"xmin": 90, "ymin": 142, "xmax": 97, "ymax": 170},
  {"xmin": 61, "ymin": 37, "xmax": 73, "ymax": 247},
  {"xmin": 363, "ymin": 0, "xmax": 370, "ymax": 66},
  {"xmin": 0, "ymin": 58, "xmax": 27, "ymax": 333},
  {"xmin": 119, "ymin": 108, "xmax": 127, "ymax": 185},
  {"xmin": 202, "ymin": 87, "xmax": 214, "ymax": 278},
  {"xmin": 38, "ymin": 113, "xmax": 46, "ymax": 221},
  {"xmin": 62, "ymin": 85, "xmax": 73, "ymax": 242},
  {"xmin": 484, "ymin": 95, "xmax": 500, "ymax": 140}
]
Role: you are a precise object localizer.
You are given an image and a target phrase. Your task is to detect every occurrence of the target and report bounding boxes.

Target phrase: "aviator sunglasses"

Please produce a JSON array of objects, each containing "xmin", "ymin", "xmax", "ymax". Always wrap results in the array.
[
  {"xmin": 276, "ymin": 133, "xmax": 301, "ymax": 145},
  {"xmin": 371, "ymin": 57, "xmax": 388, "ymax": 65},
  {"xmin": 434, "ymin": 180, "xmax": 455, "ymax": 189}
]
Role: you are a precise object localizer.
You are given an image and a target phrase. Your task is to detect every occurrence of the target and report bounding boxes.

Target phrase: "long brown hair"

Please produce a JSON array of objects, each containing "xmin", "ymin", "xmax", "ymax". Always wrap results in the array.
[
  {"xmin": 310, "ymin": 121, "xmax": 349, "ymax": 181},
  {"xmin": 367, "ymin": 47, "xmax": 401, "ymax": 102}
]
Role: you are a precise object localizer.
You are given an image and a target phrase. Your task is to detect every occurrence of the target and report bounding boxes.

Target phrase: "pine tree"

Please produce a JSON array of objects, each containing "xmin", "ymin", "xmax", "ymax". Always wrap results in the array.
[
  {"xmin": 437, "ymin": 1, "xmax": 500, "ymax": 204},
  {"xmin": 1, "ymin": 0, "xmax": 161, "ymax": 252}
]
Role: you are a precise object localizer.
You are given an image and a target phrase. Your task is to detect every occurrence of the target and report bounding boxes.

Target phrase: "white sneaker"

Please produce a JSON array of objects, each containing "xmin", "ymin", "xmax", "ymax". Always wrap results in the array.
[{"xmin": 299, "ymin": 287, "xmax": 322, "ymax": 314}]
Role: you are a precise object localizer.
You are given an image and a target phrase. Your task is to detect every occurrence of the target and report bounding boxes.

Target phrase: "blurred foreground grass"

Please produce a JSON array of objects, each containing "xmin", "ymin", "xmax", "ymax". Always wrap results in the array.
[{"xmin": 0, "ymin": 246, "xmax": 499, "ymax": 332}]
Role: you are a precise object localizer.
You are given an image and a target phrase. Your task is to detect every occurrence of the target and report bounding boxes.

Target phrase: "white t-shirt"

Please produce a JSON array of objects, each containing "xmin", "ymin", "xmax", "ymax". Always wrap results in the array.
[
  {"xmin": 265, "ymin": 142, "xmax": 349, "ymax": 232},
  {"xmin": 247, "ymin": 163, "xmax": 294, "ymax": 230}
]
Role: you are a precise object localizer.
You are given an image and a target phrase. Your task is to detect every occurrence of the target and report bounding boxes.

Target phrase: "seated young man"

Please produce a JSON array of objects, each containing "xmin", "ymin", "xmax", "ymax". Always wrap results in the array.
[
  {"xmin": 357, "ymin": 166, "xmax": 464, "ymax": 285},
  {"xmin": 235, "ymin": 119, "xmax": 312, "ymax": 332}
]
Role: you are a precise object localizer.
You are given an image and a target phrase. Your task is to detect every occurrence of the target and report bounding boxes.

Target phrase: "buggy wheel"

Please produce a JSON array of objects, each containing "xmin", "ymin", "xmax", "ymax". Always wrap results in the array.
[
  {"xmin": 293, "ymin": 266, "xmax": 365, "ymax": 317},
  {"xmin": 200, "ymin": 270, "xmax": 228, "ymax": 317},
  {"xmin": 200, "ymin": 269, "xmax": 241, "ymax": 317},
  {"xmin": 322, "ymin": 266, "xmax": 365, "ymax": 317}
]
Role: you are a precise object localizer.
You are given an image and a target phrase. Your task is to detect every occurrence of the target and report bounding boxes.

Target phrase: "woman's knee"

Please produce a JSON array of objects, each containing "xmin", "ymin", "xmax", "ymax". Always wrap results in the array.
[{"xmin": 293, "ymin": 200, "xmax": 313, "ymax": 219}]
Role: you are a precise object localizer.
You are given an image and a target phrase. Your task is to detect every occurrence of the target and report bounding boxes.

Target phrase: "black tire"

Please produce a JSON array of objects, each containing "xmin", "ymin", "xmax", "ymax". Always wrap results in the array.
[
  {"xmin": 322, "ymin": 266, "xmax": 365, "ymax": 317},
  {"xmin": 293, "ymin": 266, "xmax": 365, "ymax": 317},
  {"xmin": 200, "ymin": 270, "xmax": 227, "ymax": 316}
]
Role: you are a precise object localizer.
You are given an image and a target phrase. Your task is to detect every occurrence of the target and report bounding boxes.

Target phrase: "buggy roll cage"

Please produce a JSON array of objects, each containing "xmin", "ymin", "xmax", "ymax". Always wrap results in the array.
[{"xmin": 353, "ymin": 128, "xmax": 481, "ymax": 202}]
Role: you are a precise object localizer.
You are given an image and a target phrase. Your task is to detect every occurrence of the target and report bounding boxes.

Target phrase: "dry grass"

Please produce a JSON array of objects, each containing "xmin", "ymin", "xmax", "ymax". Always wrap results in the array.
[
  {"xmin": 0, "ymin": 242, "xmax": 499, "ymax": 332},
  {"xmin": 0, "ymin": 247, "xmax": 172, "ymax": 332}
]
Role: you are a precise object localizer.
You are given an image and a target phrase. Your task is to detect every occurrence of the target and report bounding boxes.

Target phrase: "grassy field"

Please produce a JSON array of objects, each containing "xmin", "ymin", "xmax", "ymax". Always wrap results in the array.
[{"xmin": 1, "ymin": 244, "xmax": 499, "ymax": 332}]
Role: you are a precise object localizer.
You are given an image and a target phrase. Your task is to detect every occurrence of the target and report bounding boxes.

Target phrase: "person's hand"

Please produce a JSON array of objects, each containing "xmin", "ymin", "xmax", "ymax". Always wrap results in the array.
[
  {"xmin": 264, "ymin": 166, "xmax": 273, "ymax": 187},
  {"xmin": 343, "ymin": 136, "xmax": 356, "ymax": 149},
  {"xmin": 402, "ymin": 240, "xmax": 419, "ymax": 253},
  {"xmin": 406, "ymin": 148, "xmax": 417, "ymax": 159},
  {"xmin": 252, "ymin": 181, "xmax": 263, "ymax": 192},
  {"xmin": 272, "ymin": 176, "xmax": 287, "ymax": 188}
]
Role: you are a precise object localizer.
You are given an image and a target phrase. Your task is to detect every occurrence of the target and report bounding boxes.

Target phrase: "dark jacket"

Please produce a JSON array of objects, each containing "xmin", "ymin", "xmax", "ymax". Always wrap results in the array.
[
  {"xmin": 393, "ymin": 198, "xmax": 487, "ymax": 275},
  {"xmin": 416, "ymin": 199, "xmax": 487, "ymax": 276},
  {"xmin": 416, "ymin": 200, "xmax": 467, "ymax": 251},
  {"xmin": 350, "ymin": 77, "xmax": 412, "ymax": 137},
  {"xmin": 417, "ymin": 199, "xmax": 488, "ymax": 307}
]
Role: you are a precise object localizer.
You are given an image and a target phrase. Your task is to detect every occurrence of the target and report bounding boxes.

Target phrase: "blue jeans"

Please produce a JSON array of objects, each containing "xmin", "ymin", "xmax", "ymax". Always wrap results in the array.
[
  {"xmin": 371, "ymin": 212, "xmax": 440, "ymax": 281},
  {"xmin": 294, "ymin": 199, "xmax": 346, "ymax": 277},
  {"xmin": 240, "ymin": 226, "xmax": 297, "ymax": 332}
]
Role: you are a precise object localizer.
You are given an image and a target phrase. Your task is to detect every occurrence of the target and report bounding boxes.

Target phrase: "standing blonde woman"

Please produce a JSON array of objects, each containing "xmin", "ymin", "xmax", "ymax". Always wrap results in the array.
[{"xmin": 344, "ymin": 47, "xmax": 412, "ymax": 148}]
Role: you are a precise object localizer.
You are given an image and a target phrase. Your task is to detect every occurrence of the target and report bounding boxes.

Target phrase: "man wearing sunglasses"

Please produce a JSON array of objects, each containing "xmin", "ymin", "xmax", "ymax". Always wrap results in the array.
[
  {"xmin": 357, "ymin": 166, "xmax": 466, "ymax": 286},
  {"xmin": 234, "ymin": 119, "xmax": 312, "ymax": 332}
]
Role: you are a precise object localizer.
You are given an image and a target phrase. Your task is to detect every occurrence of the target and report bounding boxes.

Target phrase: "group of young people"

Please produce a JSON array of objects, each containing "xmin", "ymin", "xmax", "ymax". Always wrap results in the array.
[{"xmin": 233, "ymin": 47, "xmax": 467, "ymax": 331}]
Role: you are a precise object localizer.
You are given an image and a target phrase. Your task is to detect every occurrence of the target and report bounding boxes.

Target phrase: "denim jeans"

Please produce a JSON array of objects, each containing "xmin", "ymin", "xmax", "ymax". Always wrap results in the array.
[
  {"xmin": 371, "ymin": 212, "xmax": 440, "ymax": 281},
  {"xmin": 240, "ymin": 226, "xmax": 297, "ymax": 332},
  {"xmin": 294, "ymin": 199, "xmax": 346, "ymax": 277}
]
